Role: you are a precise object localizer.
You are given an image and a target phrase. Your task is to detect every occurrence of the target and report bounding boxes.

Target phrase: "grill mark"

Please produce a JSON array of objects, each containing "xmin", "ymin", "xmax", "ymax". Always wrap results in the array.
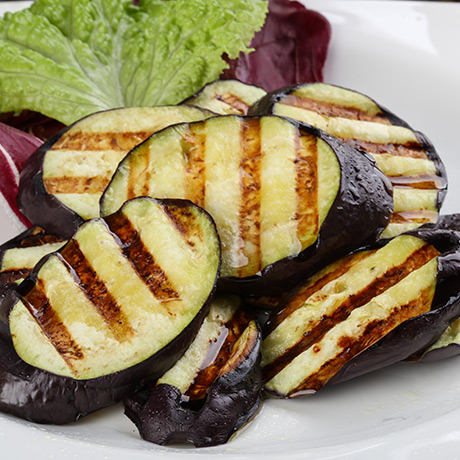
[
  {"xmin": 216, "ymin": 93, "xmax": 250, "ymax": 114},
  {"xmin": 243, "ymin": 292, "xmax": 288, "ymax": 311},
  {"xmin": 344, "ymin": 138, "xmax": 429, "ymax": 160},
  {"xmin": 126, "ymin": 144, "xmax": 152, "ymax": 201},
  {"xmin": 0, "ymin": 269, "xmax": 30, "ymax": 284},
  {"xmin": 288, "ymin": 287, "xmax": 434, "ymax": 396},
  {"xmin": 52, "ymin": 131, "xmax": 153, "ymax": 151},
  {"xmin": 262, "ymin": 243, "xmax": 439, "ymax": 383},
  {"xmin": 20, "ymin": 279, "xmax": 83, "ymax": 370},
  {"xmin": 183, "ymin": 125, "xmax": 206, "ymax": 209},
  {"xmin": 184, "ymin": 310, "xmax": 253, "ymax": 401},
  {"xmin": 162, "ymin": 205, "xmax": 200, "ymax": 249},
  {"xmin": 390, "ymin": 174, "xmax": 446, "ymax": 190},
  {"xmin": 264, "ymin": 251, "xmax": 373, "ymax": 336},
  {"xmin": 279, "ymin": 95, "xmax": 392, "ymax": 124},
  {"xmin": 13, "ymin": 227, "xmax": 66, "ymax": 248},
  {"xmin": 105, "ymin": 213, "xmax": 180, "ymax": 303},
  {"xmin": 44, "ymin": 175, "xmax": 109, "ymax": 194},
  {"xmin": 0, "ymin": 231, "xmax": 66, "ymax": 283},
  {"xmin": 295, "ymin": 133, "xmax": 319, "ymax": 249},
  {"xmin": 238, "ymin": 119, "xmax": 262, "ymax": 277},
  {"xmin": 60, "ymin": 240, "xmax": 133, "ymax": 342},
  {"xmin": 390, "ymin": 210, "xmax": 438, "ymax": 224}
]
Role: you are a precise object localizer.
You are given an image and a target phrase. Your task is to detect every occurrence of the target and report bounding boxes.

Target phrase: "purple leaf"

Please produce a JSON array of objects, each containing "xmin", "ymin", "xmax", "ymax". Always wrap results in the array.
[
  {"xmin": 221, "ymin": 0, "xmax": 331, "ymax": 91},
  {"xmin": 0, "ymin": 123, "xmax": 43, "ymax": 229}
]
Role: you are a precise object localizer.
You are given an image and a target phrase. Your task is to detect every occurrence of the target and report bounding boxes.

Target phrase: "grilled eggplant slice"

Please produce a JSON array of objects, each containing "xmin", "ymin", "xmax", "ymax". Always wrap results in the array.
[
  {"xmin": 183, "ymin": 79, "xmax": 266, "ymax": 115},
  {"xmin": 262, "ymin": 229, "xmax": 460, "ymax": 397},
  {"xmin": 250, "ymin": 83, "xmax": 447, "ymax": 238},
  {"xmin": 0, "ymin": 197, "xmax": 220, "ymax": 423},
  {"xmin": 124, "ymin": 295, "xmax": 262, "ymax": 447},
  {"xmin": 18, "ymin": 106, "xmax": 214, "ymax": 238},
  {"xmin": 101, "ymin": 114, "xmax": 393, "ymax": 295}
]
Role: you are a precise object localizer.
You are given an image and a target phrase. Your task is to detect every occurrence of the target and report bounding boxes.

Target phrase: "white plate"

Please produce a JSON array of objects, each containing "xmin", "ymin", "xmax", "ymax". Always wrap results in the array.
[{"xmin": 1, "ymin": 1, "xmax": 460, "ymax": 459}]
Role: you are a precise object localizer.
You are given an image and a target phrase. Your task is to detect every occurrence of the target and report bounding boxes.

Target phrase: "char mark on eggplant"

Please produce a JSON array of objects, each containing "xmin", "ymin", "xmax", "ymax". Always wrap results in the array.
[
  {"xmin": 261, "ymin": 234, "xmax": 440, "ymax": 397},
  {"xmin": 249, "ymin": 82, "xmax": 447, "ymax": 239},
  {"xmin": 101, "ymin": 114, "xmax": 392, "ymax": 295},
  {"xmin": 9, "ymin": 197, "xmax": 220, "ymax": 381}
]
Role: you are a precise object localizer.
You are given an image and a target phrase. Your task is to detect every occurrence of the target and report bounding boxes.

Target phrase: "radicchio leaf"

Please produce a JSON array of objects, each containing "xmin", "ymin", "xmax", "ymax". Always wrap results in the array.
[
  {"xmin": 221, "ymin": 0, "xmax": 331, "ymax": 91},
  {"xmin": 0, "ymin": 111, "xmax": 65, "ymax": 141},
  {"xmin": 0, "ymin": 123, "xmax": 42, "ymax": 230}
]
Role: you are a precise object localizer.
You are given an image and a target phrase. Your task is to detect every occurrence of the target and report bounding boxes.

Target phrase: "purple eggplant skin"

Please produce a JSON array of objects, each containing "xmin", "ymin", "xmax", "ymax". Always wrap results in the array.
[
  {"xmin": 124, "ymin": 324, "xmax": 262, "ymax": 448},
  {"xmin": 329, "ymin": 228, "xmax": 460, "ymax": 385},
  {"xmin": 412, "ymin": 343, "xmax": 460, "ymax": 363},
  {"xmin": 405, "ymin": 214, "xmax": 460, "ymax": 363},
  {"xmin": 0, "ymin": 226, "xmax": 66, "ymax": 284},
  {"xmin": 430, "ymin": 214, "xmax": 460, "ymax": 233},
  {"xmin": 0, "ymin": 226, "xmax": 65, "ymax": 334},
  {"xmin": 219, "ymin": 122, "xmax": 394, "ymax": 296},
  {"xmin": 0, "ymin": 271, "xmax": 217, "ymax": 425},
  {"xmin": 17, "ymin": 125, "xmax": 82, "ymax": 239},
  {"xmin": 249, "ymin": 82, "xmax": 448, "ymax": 212}
]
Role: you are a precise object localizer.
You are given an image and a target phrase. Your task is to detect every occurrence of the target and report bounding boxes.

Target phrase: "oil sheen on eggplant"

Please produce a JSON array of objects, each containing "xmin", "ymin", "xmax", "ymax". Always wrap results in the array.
[
  {"xmin": 0, "ymin": 197, "xmax": 220, "ymax": 424},
  {"xmin": 124, "ymin": 295, "xmax": 262, "ymax": 447},
  {"xmin": 249, "ymin": 82, "xmax": 447, "ymax": 238},
  {"xmin": 330, "ymin": 227, "xmax": 460, "ymax": 381},
  {"xmin": 183, "ymin": 79, "xmax": 267, "ymax": 115},
  {"xmin": 261, "ymin": 228, "xmax": 460, "ymax": 397},
  {"xmin": 17, "ymin": 106, "xmax": 214, "ymax": 238},
  {"xmin": 101, "ymin": 114, "xmax": 393, "ymax": 296}
]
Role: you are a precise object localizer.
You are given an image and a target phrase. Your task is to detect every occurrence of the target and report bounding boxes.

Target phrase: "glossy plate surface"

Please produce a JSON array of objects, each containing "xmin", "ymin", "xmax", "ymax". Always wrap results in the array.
[{"xmin": 1, "ymin": 1, "xmax": 460, "ymax": 459}]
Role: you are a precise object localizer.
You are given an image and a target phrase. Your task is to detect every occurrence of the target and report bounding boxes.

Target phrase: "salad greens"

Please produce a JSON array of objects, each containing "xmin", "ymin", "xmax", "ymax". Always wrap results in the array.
[{"xmin": 0, "ymin": 0, "xmax": 268, "ymax": 125}]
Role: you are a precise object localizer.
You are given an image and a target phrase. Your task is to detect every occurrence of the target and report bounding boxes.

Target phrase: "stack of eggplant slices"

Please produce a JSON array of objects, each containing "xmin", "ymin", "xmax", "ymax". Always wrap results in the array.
[{"xmin": 2, "ymin": 79, "xmax": 460, "ymax": 448}]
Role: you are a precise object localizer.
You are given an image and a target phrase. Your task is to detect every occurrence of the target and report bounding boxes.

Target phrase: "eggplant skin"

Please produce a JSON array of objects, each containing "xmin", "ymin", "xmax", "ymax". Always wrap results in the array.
[
  {"xmin": 330, "ymin": 289, "xmax": 460, "ymax": 384},
  {"xmin": 0, "ymin": 281, "xmax": 214, "ymax": 425},
  {"xmin": 124, "ymin": 324, "xmax": 262, "ymax": 448},
  {"xmin": 430, "ymin": 214, "xmax": 460, "ymax": 233},
  {"xmin": 412, "ymin": 343, "xmax": 460, "ymax": 363},
  {"xmin": 220, "ymin": 123, "xmax": 393, "ymax": 296},
  {"xmin": 17, "ymin": 127, "xmax": 84, "ymax": 239},
  {"xmin": 403, "ymin": 217, "xmax": 460, "ymax": 363},
  {"xmin": 0, "ymin": 226, "xmax": 66, "ymax": 286},
  {"xmin": 330, "ymin": 229, "xmax": 460, "ymax": 385}
]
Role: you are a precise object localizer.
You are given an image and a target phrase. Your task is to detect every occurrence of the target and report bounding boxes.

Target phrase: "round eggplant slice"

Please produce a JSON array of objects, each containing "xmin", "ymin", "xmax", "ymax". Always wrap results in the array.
[
  {"xmin": 261, "ymin": 229, "xmax": 460, "ymax": 397},
  {"xmin": 182, "ymin": 79, "xmax": 267, "ymax": 115},
  {"xmin": 0, "ymin": 197, "xmax": 220, "ymax": 424},
  {"xmin": 124, "ymin": 295, "xmax": 262, "ymax": 447},
  {"xmin": 249, "ymin": 82, "xmax": 447, "ymax": 239},
  {"xmin": 17, "ymin": 106, "xmax": 214, "ymax": 238},
  {"xmin": 101, "ymin": 114, "xmax": 393, "ymax": 296}
]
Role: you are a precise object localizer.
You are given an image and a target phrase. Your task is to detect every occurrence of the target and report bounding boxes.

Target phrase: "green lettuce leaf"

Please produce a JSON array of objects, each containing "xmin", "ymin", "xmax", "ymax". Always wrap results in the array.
[{"xmin": 0, "ymin": 0, "xmax": 267, "ymax": 125}]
